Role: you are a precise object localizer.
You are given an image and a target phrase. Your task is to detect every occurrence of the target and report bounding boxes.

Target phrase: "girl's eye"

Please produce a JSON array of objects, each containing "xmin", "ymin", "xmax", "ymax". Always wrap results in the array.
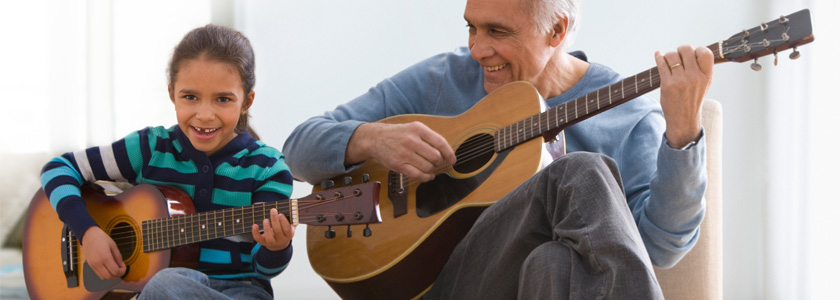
[{"xmin": 218, "ymin": 97, "xmax": 232, "ymax": 103}]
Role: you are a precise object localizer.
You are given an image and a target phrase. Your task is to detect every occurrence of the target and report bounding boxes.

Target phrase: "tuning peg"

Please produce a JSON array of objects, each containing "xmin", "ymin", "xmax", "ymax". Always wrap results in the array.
[
  {"xmin": 363, "ymin": 224, "xmax": 373, "ymax": 237},
  {"xmin": 780, "ymin": 15, "xmax": 789, "ymax": 24},
  {"xmin": 789, "ymin": 47, "xmax": 801, "ymax": 60},
  {"xmin": 750, "ymin": 58, "xmax": 762, "ymax": 71},
  {"xmin": 774, "ymin": 52, "xmax": 779, "ymax": 66},
  {"xmin": 325, "ymin": 226, "xmax": 336, "ymax": 239},
  {"xmin": 346, "ymin": 225, "xmax": 352, "ymax": 237},
  {"xmin": 343, "ymin": 176, "xmax": 352, "ymax": 186},
  {"xmin": 362, "ymin": 174, "xmax": 370, "ymax": 183},
  {"xmin": 321, "ymin": 180, "xmax": 335, "ymax": 190}
]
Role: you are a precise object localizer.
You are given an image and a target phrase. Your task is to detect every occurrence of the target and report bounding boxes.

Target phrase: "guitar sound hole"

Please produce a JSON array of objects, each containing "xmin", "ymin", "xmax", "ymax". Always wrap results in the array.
[
  {"xmin": 453, "ymin": 133, "xmax": 495, "ymax": 174},
  {"xmin": 110, "ymin": 222, "xmax": 137, "ymax": 263}
]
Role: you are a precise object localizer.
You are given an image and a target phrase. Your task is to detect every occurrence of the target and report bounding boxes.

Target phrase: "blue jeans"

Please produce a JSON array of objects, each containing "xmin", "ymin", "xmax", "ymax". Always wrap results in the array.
[
  {"xmin": 137, "ymin": 268, "xmax": 272, "ymax": 300},
  {"xmin": 424, "ymin": 152, "xmax": 664, "ymax": 299}
]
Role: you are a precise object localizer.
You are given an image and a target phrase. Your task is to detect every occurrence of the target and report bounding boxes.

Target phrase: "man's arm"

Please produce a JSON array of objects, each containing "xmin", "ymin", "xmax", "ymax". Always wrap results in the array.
[{"xmin": 633, "ymin": 45, "xmax": 713, "ymax": 267}]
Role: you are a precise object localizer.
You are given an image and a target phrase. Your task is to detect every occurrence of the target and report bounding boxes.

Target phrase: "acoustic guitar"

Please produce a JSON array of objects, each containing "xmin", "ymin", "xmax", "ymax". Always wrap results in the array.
[
  {"xmin": 306, "ymin": 9, "xmax": 814, "ymax": 299},
  {"xmin": 22, "ymin": 181, "xmax": 381, "ymax": 300}
]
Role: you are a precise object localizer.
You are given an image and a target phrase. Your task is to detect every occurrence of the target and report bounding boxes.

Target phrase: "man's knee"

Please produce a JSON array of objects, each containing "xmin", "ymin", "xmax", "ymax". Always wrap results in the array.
[{"xmin": 549, "ymin": 152, "xmax": 617, "ymax": 172}]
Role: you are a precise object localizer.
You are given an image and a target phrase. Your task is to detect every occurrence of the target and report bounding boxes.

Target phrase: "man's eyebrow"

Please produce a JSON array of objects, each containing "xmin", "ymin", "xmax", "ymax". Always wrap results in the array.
[{"xmin": 463, "ymin": 17, "xmax": 512, "ymax": 31}]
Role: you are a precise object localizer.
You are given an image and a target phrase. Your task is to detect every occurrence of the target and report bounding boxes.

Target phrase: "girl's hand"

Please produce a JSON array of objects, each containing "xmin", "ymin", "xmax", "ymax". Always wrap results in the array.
[
  {"xmin": 81, "ymin": 227, "xmax": 127, "ymax": 280},
  {"xmin": 251, "ymin": 208, "xmax": 297, "ymax": 251}
]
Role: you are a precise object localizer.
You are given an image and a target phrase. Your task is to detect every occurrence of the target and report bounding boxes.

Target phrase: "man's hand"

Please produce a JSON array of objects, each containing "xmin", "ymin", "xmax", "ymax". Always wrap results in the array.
[
  {"xmin": 655, "ymin": 45, "xmax": 714, "ymax": 148},
  {"xmin": 81, "ymin": 227, "xmax": 127, "ymax": 280},
  {"xmin": 345, "ymin": 122, "xmax": 457, "ymax": 182},
  {"xmin": 252, "ymin": 208, "xmax": 296, "ymax": 251}
]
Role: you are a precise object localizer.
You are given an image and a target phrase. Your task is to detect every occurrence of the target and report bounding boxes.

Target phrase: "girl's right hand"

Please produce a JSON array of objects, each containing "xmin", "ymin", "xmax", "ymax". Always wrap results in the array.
[{"xmin": 81, "ymin": 227, "xmax": 127, "ymax": 280}]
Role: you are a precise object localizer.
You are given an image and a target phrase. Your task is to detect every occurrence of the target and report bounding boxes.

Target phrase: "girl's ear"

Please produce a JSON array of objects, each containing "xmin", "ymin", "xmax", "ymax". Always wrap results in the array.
[
  {"xmin": 169, "ymin": 85, "xmax": 176, "ymax": 104},
  {"xmin": 549, "ymin": 14, "xmax": 569, "ymax": 48},
  {"xmin": 243, "ymin": 90, "xmax": 255, "ymax": 114}
]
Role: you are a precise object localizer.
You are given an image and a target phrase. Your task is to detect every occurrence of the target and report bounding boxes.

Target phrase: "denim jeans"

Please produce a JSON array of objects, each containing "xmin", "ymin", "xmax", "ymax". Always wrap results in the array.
[
  {"xmin": 424, "ymin": 152, "xmax": 664, "ymax": 299},
  {"xmin": 137, "ymin": 268, "xmax": 272, "ymax": 300}
]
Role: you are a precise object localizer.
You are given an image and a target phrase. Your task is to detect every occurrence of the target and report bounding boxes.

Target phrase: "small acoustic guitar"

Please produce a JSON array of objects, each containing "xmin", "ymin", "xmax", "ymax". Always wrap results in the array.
[{"xmin": 23, "ymin": 181, "xmax": 381, "ymax": 300}]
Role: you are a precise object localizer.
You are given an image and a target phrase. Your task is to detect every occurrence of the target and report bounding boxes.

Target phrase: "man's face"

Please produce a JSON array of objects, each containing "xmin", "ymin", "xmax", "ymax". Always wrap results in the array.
[{"xmin": 465, "ymin": 0, "xmax": 554, "ymax": 94}]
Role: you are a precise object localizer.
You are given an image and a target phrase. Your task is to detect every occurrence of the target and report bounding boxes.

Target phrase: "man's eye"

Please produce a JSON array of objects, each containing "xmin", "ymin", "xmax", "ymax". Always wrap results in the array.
[{"xmin": 184, "ymin": 95, "xmax": 197, "ymax": 100}]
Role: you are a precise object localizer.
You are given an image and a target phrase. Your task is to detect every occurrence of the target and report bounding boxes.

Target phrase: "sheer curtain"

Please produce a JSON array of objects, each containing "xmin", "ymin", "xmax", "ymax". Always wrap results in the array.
[{"xmin": 766, "ymin": 1, "xmax": 840, "ymax": 299}]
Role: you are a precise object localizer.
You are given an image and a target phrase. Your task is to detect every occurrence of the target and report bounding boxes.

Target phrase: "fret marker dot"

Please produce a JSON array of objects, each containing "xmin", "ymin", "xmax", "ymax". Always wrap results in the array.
[
  {"xmin": 180, "ymin": 228, "xmax": 184, "ymax": 233},
  {"xmin": 201, "ymin": 225, "xmax": 206, "ymax": 229},
  {"xmin": 236, "ymin": 219, "xmax": 240, "ymax": 223},
  {"xmin": 218, "ymin": 222, "xmax": 222, "ymax": 226}
]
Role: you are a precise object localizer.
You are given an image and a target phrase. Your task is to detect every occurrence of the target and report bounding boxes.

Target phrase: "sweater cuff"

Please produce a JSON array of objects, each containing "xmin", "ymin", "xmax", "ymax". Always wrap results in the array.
[
  {"xmin": 56, "ymin": 197, "xmax": 99, "ymax": 243},
  {"xmin": 255, "ymin": 242, "xmax": 293, "ymax": 267}
]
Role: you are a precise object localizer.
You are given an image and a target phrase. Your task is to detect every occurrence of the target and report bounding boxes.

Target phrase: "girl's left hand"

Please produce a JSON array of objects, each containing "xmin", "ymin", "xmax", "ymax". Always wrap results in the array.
[{"xmin": 252, "ymin": 208, "xmax": 297, "ymax": 251}]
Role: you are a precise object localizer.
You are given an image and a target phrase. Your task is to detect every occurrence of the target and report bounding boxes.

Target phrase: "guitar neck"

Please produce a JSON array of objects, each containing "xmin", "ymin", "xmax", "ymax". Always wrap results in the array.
[
  {"xmin": 494, "ymin": 66, "xmax": 662, "ymax": 152},
  {"xmin": 493, "ymin": 8, "xmax": 815, "ymax": 153},
  {"xmin": 141, "ymin": 199, "xmax": 297, "ymax": 252}
]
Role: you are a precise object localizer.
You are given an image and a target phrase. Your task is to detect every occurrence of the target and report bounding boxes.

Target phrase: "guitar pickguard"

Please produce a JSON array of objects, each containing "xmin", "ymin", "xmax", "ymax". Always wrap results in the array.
[{"xmin": 415, "ymin": 149, "xmax": 511, "ymax": 217}]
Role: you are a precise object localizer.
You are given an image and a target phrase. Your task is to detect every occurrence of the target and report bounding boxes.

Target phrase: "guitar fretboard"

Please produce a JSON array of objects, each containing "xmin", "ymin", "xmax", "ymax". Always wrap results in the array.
[
  {"xmin": 494, "ymin": 67, "xmax": 662, "ymax": 152},
  {"xmin": 141, "ymin": 200, "xmax": 298, "ymax": 252}
]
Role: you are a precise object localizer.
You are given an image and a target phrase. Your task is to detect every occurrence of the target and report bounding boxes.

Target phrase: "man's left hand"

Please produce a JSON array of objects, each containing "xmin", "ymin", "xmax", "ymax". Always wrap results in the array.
[{"xmin": 655, "ymin": 45, "xmax": 714, "ymax": 148}]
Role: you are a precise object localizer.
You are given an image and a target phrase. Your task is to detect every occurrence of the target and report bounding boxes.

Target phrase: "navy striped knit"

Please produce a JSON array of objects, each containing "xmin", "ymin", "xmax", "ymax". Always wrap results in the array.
[{"xmin": 40, "ymin": 125, "xmax": 294, "ymax": 289}]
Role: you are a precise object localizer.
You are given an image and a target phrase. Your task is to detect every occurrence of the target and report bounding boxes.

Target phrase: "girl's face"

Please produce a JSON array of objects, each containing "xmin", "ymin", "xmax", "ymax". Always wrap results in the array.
[{"xmin": 169, "ymin": 58, "xmax": 254, "ymax": 156}]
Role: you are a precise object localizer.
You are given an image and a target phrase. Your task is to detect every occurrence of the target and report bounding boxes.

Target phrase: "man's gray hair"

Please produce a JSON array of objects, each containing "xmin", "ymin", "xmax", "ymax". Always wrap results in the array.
[{"xmin": 527, "ymin": 0, "xmax": 581, "ymax": 49}]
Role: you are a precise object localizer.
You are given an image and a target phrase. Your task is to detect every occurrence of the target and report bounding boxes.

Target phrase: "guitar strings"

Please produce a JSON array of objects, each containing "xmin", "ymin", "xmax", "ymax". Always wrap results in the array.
[
  {"xmin": 66, "ymin": 196, "xmax": 355, "ymax": 244},
  {"xmin": 393, "ymin": 42, "xmax": 745, "ymax": 187},
  {"xmin": 64, "ymin": 194, "xmax": 368, "ymax": 261}
]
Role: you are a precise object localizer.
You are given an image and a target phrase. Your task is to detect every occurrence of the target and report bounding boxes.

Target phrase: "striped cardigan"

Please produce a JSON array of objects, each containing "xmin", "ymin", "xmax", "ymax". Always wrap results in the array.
[{"xmin": 40, "ymin": 125, "xmax": 294, "ymax": 288}]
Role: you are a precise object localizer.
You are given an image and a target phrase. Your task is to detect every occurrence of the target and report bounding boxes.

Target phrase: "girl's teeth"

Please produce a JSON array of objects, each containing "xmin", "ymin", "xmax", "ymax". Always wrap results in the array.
[{"xmin": 194, "ymin": 127, "xmax": 217, "ymax": 133}]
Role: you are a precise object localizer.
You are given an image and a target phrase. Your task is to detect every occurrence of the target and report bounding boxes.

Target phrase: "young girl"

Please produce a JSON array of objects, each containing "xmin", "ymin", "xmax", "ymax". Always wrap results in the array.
[{"xmin": 39, "ymin": 24, "xmax": 293, "ymax": 300}]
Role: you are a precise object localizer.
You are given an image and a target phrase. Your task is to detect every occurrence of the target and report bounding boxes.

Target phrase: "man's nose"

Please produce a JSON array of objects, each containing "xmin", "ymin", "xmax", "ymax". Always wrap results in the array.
[{"xmin": 469, "ymin": 33, "xmax": 494, "ymax": 60}]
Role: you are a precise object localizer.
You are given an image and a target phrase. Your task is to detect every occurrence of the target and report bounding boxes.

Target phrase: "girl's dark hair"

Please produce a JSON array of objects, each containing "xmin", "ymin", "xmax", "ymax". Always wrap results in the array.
[{"xmin": 168, "ymin": 24, "xmax": 258, "ymax": 138}]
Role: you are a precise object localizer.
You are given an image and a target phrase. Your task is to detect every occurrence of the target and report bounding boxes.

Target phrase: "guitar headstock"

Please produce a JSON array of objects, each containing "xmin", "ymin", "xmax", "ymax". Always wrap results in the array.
[
  {"xmin": 712, "ymin": 9, "xmax": 814, "ymax": 68},
  {"xmin": 298, "ymin": 181, "xmax": 382, "ymax": 227}
]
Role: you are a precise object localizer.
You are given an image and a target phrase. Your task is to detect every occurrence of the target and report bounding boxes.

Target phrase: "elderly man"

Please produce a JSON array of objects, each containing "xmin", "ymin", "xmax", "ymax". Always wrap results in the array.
[{"xmin": 283, "ymin": 0, "xmax": 713, "ymax": 298}]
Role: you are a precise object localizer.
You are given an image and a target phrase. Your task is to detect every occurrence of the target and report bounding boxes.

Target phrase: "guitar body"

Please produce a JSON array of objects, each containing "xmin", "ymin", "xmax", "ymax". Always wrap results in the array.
[
  {"xmin": 306, "ymin": 82, "xmax": 551, "ymax": 299},
  {"xmin": 22, "ymin": 184, "xmax": 199, "ymax": 300}
]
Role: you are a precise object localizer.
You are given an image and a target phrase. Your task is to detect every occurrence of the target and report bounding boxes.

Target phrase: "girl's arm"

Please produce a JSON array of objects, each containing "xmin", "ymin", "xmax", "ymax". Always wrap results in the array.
[{"xmin": 247, "ymin": 150, "xmax": 295, "ymax": 278}]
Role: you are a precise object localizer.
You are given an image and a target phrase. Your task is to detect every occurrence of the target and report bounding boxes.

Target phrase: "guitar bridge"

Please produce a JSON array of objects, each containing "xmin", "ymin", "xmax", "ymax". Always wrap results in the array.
[
  {"xmin": 61, "ymin": 225, "xmax": 79, "ymax": 288},
  {"xmin": 387, "ymin": 171, "xmax": 408, "ymax": 218}
]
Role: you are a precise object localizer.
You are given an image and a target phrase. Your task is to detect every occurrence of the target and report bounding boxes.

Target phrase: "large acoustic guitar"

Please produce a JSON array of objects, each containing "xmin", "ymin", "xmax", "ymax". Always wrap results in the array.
[
  {"xmin": 306, "ymin": 10, "xmax": 814, "ymax": 299},
  {"xmin": 23, "ymin": 181, "xmax": 381, "ymax": 300}
]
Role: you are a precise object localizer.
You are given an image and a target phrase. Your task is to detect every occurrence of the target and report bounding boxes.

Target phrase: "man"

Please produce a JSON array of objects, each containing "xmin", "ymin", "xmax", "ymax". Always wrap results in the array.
[{"xmin": 283, "ymin": 0, "xmax": 713, "ymax": 298}]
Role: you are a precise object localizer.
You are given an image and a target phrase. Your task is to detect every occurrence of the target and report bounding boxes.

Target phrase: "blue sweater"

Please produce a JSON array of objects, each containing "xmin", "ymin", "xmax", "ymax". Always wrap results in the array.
[
  {"xmin": 41, "ymin": 125, "xmax": 294, "ymax": 287},
  {"xmin": 283, "ymin": 47, "xmax": 707, "ymax": 267}
]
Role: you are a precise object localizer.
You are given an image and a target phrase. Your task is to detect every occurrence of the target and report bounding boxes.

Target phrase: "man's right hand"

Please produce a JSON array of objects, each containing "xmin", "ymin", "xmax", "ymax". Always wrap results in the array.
[
  {"xmin": 345, "ymin": 122, "xmax": 457, "ymax": 182},
  {"xmin": 81, "ymin": 226, "xmax": 127, "ymax": 280}
]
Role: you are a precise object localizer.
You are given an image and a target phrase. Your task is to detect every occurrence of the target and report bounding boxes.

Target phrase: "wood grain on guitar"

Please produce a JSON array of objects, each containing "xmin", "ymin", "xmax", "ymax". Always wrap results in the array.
[{"xmin": 306, "ymin": 9, "xmax": 815, "ymax": 300}]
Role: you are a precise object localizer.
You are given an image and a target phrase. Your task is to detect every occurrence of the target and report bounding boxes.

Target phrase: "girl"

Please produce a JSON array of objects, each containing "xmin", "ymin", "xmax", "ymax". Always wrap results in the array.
[{"xmin": 39, "ymin": 24, "xmax": 293, "ymax": 300}]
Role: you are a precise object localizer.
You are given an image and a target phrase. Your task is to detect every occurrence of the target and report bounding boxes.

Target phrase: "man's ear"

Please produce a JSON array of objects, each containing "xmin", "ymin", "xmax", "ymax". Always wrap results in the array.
[
  {"xmin": 549, "ymin": 14, "xmax": 569, "ymax": 47},
  {"xmin": 169, "ymin": 85, "xmax": 175, "ymax": 104}
]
